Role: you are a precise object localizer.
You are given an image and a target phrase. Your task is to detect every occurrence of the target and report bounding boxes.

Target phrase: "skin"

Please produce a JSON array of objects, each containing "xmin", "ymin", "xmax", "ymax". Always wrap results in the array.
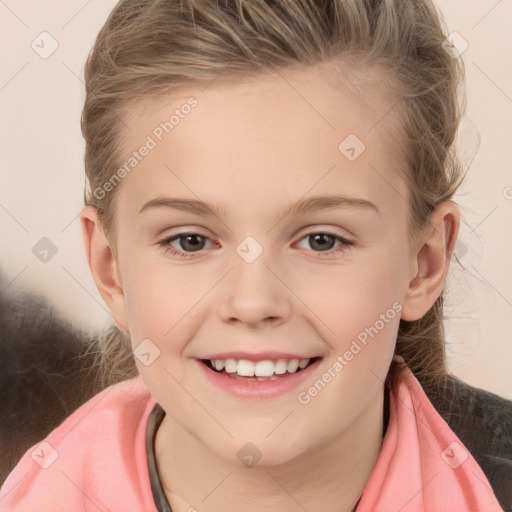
[{"xmin": 80, "ymin": 64, "xmax": 459, "ymax": 512}]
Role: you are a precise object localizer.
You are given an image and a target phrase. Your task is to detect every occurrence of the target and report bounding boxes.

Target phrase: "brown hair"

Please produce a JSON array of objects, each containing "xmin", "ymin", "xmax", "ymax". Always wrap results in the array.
[{"xmin": 81, "ymin": 0, "xmax": 466, "ymax": 392}]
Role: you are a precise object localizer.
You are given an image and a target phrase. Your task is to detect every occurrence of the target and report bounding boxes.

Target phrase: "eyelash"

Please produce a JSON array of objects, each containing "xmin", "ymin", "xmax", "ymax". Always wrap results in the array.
[{"xmin": 158, "ymin": 231, "xmax": 354, "ymax": 259}]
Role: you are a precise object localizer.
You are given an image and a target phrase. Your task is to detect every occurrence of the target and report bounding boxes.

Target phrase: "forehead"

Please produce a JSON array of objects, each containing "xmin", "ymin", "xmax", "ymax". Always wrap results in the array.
[
  {"xmin": 116, "ymin": 64, "xmax": 407, "ymax": 219},
  {"xmin": 123, "ymin": 63, "xmax": 402, "ymax": 139}
]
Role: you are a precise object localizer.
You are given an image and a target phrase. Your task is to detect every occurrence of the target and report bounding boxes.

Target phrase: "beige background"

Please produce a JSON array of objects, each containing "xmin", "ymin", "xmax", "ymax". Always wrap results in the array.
[{"xmin": 1, "ymin": 1, "xmax": 511, "ymax": 398}]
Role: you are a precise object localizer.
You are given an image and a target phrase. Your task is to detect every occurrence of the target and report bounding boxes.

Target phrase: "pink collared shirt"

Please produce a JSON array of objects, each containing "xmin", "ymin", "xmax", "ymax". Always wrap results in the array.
[{"xmin": 0, "ymin": 357, "xmax": 503, "ymax": 511}]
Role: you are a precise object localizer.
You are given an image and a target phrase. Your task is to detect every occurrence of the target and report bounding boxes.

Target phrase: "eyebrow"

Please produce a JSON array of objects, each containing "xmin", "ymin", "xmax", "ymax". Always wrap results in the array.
[{"xmin": 139, "ymin": 194, "xmax": 380, "ymax": 218}]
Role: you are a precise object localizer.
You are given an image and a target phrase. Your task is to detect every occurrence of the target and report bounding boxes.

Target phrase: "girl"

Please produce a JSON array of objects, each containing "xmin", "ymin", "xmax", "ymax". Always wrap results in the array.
[{"xmin": 1, "ymin": 0, "xmax": 510, "ymax": 511}]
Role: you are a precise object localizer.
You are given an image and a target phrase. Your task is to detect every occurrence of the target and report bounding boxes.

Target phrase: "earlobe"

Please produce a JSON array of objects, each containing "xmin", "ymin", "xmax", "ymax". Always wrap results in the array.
[
  {"xmin": 401, "ymin": 201, "xmax": 460, "ymax": 321},
  {"xmin": 79, "ymin": 205, "xmax": 130, "ymax": 332}
]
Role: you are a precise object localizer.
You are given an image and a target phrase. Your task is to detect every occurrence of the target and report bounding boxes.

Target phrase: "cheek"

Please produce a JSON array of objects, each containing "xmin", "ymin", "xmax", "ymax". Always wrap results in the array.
[
  {"xmin": 298, "ymin": 248, "xmax": 406, "ymax": 342},
  {"xmin": 120, "ymin": 263, "xmax": 205, "ymax": 406},
  {"xmin": 292, "ymin": 258, "xmax": 404, "ymax": 435},
  {"xmin": 123, "ymin": 265, "xmax": 203, "ymax": 343}
]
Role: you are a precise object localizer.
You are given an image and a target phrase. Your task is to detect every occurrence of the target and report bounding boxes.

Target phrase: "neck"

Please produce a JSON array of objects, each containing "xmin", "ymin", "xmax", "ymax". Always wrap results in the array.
[{"xmin": 155, "ymin": 386, "xmax": 386, "ymax": 512}]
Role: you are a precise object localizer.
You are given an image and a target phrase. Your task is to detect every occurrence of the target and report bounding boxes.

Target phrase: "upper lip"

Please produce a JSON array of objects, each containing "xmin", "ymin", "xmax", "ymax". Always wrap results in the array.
[{"xmin": 198, "ymin": 351, "xmax": 322, "ymax": 362}]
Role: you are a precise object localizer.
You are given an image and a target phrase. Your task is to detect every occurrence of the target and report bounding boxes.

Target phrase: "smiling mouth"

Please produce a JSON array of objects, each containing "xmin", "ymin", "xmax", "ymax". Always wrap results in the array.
[{"xmin": 199, "ymin": 357, "xmax": 322, "ymax": 381}]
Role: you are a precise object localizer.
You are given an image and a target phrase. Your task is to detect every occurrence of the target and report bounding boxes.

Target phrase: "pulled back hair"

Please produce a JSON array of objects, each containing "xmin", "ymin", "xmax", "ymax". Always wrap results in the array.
[{"xmin": 80, "ymin": 0, "xmax": 466, "ymax": 392}]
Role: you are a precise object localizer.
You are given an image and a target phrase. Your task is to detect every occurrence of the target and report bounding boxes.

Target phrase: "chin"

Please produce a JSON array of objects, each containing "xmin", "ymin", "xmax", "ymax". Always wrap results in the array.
[{"xmin": 211, "ymin": 435, "xmax": 312, "ymax": 468}]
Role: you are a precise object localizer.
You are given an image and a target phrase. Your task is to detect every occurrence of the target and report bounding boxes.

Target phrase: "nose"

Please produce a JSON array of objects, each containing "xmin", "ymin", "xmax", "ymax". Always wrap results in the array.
[{"xmin": 217, "ymin": 256, "xmax": 293, "ymax": 329}]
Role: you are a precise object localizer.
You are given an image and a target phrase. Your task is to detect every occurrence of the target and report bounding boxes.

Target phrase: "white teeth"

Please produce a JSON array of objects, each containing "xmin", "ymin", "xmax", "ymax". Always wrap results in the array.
[
  {"xmin": 274, "ymin": 359, "xmax": 288, "ymax": 375},
  {"xmin": 254, "ymin": 360, "xmax": 275, "ymax": 377},
  {"xmin": 208, "ymin": 357, "xmax": 312, "ymax": 377},
  {"xmin": 224, "ymin": 358, "xmax": 237, "ymax": 373},
  {"xmin": 237, "ymin": 359, "xmax": 255, "ymax": 376},
  {"xmin": 287, "ymin": 359, "xmax": 299, "ymax": 373}
]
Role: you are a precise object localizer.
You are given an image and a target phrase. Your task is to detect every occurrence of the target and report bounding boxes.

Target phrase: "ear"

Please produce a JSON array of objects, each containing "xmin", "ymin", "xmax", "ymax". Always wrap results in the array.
[
  {"xmin": 79, "ymin": 205, "xmax": 130, "ymax": 333},
  {"xmin": 401, "ymin": 200, "xmax": 460, "ymax": 321}
]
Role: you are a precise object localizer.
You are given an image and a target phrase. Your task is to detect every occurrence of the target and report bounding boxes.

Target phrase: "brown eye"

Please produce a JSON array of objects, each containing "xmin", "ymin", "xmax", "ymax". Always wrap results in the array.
[
  {"xmin": 159, "ymin": 232, "xmax": 214, "ymax": 259},
  {"xmin": 308, "ymin": 233, "xmax": 336, "ymax": 251},
  {"xmin": 174, "ymin": 234, "xmax": 207, "ymax": 252},
  {"xmin": 296, "ymin": 231, "xmax": 353, "ymax": 257}
]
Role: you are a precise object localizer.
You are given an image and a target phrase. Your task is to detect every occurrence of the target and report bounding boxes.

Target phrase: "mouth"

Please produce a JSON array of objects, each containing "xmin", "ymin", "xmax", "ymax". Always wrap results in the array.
[{"xmin": 198, "ymin": 356, "xmax": 323, "ymax": 382}]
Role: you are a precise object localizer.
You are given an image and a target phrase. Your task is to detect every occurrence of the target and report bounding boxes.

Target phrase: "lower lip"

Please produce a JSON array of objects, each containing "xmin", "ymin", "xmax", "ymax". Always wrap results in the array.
[{"xmin": 196, "ymin": 358, "xmax": 322, "ymax": 399}]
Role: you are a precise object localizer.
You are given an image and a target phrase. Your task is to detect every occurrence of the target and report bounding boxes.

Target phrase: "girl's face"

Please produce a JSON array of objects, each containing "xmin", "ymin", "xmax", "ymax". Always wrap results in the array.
[{"xmin": 88, "ymin": 65, "xmax": 426, "ymax": 465}]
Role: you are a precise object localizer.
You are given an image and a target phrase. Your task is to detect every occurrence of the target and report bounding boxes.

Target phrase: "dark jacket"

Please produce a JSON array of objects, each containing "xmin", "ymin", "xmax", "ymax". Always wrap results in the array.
[{"xmin": 425, "ymin": 376, "xmax": 512, "ymax": 512}]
